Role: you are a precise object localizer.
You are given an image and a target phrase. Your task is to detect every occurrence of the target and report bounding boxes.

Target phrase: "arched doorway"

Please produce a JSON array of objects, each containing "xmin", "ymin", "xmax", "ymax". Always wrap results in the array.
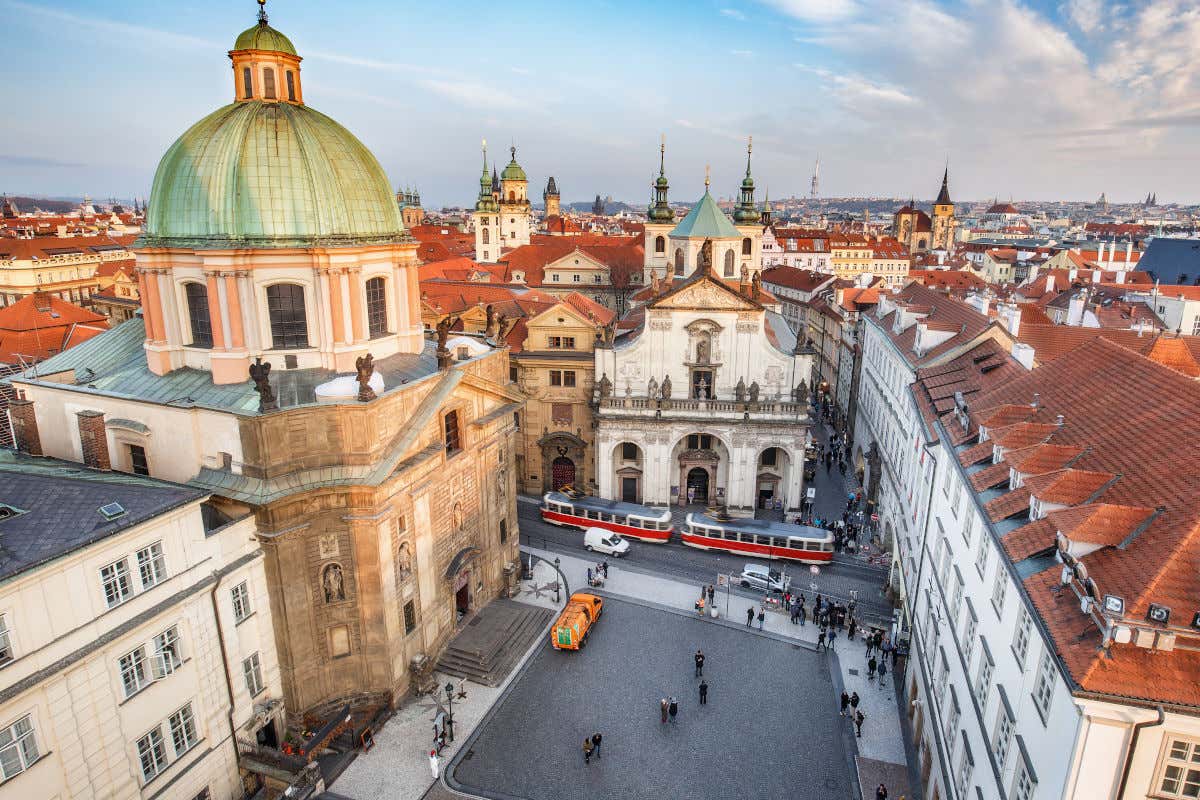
[
  {"xmin": 686, "ymin": 467, "xmax": 710, "ymax": 504},
  {"xmin": 551, "ymin": 456, "xmax": 576, "ymax": 490},
  {"xmin": 613, "ymin": 442, "xmax": 643, "ymax": 503}
]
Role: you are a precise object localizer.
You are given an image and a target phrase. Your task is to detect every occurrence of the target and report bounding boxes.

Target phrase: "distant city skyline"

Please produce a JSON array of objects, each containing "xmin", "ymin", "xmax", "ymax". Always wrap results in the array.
[{"xmin": 2, "ymin": 0, "xmax": 1198, "ymax": 206}]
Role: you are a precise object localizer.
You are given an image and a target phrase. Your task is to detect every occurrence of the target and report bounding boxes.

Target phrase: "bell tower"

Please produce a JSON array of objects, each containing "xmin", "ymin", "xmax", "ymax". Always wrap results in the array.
[
  {"xmin": 643, "ymin": 135, "xmax": 675, "ymax": 285},
  {"xmin": 932, "ymin": 166, "xmax": 955, "ymax": 251},
  {"xmin": 474, "ymin": 140, "xmax": 500, "ymax": 263}
]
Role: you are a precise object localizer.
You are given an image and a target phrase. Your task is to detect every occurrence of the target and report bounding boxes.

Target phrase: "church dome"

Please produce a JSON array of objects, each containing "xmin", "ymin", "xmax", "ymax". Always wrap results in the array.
[
  {"xmin": 500, "ymin": 148, "xmax": 527, "ymax": 182},
  {"xmin": 233, "ymin": 22, "xmax": 297, "ymax": 56},
  {"xmin": 142, "ymin": 101, "xmax": 406, "ymax": 248}
]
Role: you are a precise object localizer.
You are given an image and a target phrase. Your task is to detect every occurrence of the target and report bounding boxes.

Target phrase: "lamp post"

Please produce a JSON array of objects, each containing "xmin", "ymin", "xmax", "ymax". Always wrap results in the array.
[
  {"xmin": 444, "ymin": 682, "xmax": 456, "ymax": 743},
  {"xmin": 554, "ymin": 557, "xmax": 562, "ymax": 604}
]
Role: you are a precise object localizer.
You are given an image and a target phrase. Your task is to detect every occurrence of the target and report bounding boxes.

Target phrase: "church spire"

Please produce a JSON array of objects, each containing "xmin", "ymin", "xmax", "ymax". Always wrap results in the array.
[
  {"xmin": 935, "ymin": 164, "xmax": 952, "ymax": 206},
  {"xmin": 734, "ymin": 136, "xmax": 760, "ymax": 224},
  {"xmin": 648, "ymin": 134, "xmax": 673, "ymax": 223}
]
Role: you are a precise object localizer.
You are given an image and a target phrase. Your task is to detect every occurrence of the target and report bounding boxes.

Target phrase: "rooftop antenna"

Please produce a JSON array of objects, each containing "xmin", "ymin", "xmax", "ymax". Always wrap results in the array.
[{"xmin": 810, "ymin": 156, "xmax": 820, "ymax": 201}]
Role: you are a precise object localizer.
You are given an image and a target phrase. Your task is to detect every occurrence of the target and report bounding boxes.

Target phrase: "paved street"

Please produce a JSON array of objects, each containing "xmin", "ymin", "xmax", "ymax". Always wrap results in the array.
[{"xmin": 447, "ymin": 596, "xmax": 853, "ymax": 800}]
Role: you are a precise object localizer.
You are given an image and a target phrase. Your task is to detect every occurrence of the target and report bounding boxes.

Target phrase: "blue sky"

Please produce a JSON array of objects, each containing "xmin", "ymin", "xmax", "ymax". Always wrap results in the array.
[{"xmin": 1, "ymin": 0, "xmax": 1198, "ymax": 206}]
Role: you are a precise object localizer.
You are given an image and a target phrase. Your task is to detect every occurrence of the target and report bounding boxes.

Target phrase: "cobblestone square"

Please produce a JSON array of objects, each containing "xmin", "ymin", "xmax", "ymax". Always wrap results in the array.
[{"xmin": 448, "ymin": 596, "xmax": 853, "ymax": 800}]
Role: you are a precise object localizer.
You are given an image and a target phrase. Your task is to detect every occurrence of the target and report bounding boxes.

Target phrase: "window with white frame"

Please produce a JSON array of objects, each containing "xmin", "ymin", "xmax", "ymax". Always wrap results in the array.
[
  {"xmin": 136, "ymin": 726, "xmax": 168, "ymax": 783},
  {"xmin": 136, "ymin": 542, "xmax": 166, "ymax": 589},
  {"xmin": 1156, "ymin": 738, "xmax": 1200, "ymax": 799},
  {"xmin": 991, "ymin": 568, "xmax": 1008, "ymax": 616},
  {"xmin": 954, "ymin": 733, "xmax": 974, "ymax": 797},
  {"xmin": 950, "ymin": 481, "xmax": 963, "ymax": 518},
  {"xmin": 1012, "ymin": 606, "xmax": 1033, "ymax": 669},
  {"xmin": 994, "ymin": 705, "xmax": 1015, "ymax": 769},
  {"xmin": 962, "ymin": 511, "xmax": 975, "ymax": 546},
  {"xmin": 101, "ymin": 558, "xmax": 133, "ymax": 608},
  {"xmin": 975, "ymin": 640, "xmax": 994, "ymax": 708},
  {"xmin": 963, "ymin": 605, "xmax": 979, "ymax": 667},
  {"xmin": 975, "ymin": 536, "xmax": 990, "ymax": 578},
  {"xmin": 168, "ymin": 704, "xmax": 199, "ymax": 756},
  {"xmin": 0, "ymin": 715, "xmax": 39, "ymax": 780},
  {"xmin": 1032, "ymin": 650, "xmax": 1056, "ymax": 717},
  {"xmin": 119, "ymin": 646, "xmax": 149, "ymax": 698},
  {"xmin": 231, "ymin": 582, "xmax": 251, "ymax": 624},
  {"xmin": 243, "ymin": 652, "xmax": 264, "ymax": 698},
  {"xmin": 0, "ymin": 614, "xmax": 12, "ymax": 666},
  {"xmin": 1013, "ymin": 751, "xmax": 1037, "ymax": 800},
  {"xmin": 935, "ymin": 648, "xmax": 949, "ymax": 705},
  {"xmin": 945, "ymin": 686, "xmax": 961, "ymax": 741},
  {"xmin": 950, "ymin": 570, "xmax": 964, "ymax": 624},
  {"xmin": 152, "ymin": 627, "xmax": 181, "ymax": 678}
]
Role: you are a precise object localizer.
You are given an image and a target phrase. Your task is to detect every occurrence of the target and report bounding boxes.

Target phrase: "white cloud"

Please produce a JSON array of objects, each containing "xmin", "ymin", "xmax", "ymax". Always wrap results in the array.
[
  {"xmin": 730, "ymin": 49, "xmax": 754, "ymax": 57},
  {"xmin": 720, "ymin": 7, "xmax": 747, "ymax": 20},
  {"xmin": 306, "ymin": 50, "xmax": 439, "ymax": 75},
  {"xmin": 1062, "ymin": 0, "xmax": 1105, "ymax": 34},
  {"xmin": 417, "ymin": 79, "xmax": 531, "ymax": 111},
  {"xmin": 4, "ymin": 0, "xmax": 215, "ymax": 49},
  {"xmin": 759, "ymin": 0, "xmax": 859, "ymax": 23}
]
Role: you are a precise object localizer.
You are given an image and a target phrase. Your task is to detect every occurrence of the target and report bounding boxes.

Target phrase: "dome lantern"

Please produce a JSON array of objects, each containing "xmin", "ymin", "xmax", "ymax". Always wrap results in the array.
[{"xmin": 230, "ymin": 0, "xmax": 304, "ymax": 104}]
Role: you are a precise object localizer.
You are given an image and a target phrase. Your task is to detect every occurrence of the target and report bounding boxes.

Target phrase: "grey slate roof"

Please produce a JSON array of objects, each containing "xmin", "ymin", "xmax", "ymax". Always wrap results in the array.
[
  {"xmin": 1137, "ymin": 238, "xmax": 1200, "ymax": 280},
  {"xmin": 6, "ymin": 317, "xmax": 441, "ymax": 415},
  {"xmin": 0, "ymin": 450, "xmax": 206, "ymax": 581}
]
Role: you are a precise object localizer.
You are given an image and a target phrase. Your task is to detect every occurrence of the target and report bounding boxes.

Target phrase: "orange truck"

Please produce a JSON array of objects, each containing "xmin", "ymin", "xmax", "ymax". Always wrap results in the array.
[{"xmin": 550, "ymin": 593, "xmax": 604, "ymax": 650}]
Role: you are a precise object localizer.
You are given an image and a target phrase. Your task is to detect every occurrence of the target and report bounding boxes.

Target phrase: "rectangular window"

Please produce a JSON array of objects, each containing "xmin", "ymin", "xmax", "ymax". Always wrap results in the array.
[
  {"xmin": 551, "ymin": 403, "xmax": 572, "ymax": 425},
  {"xmin": 962, "ymin": 510, "xmax": 974, "ymax": 546},
  {"xmin": 622, "ymin": 443, "xmax": 638, "ymax": 461},
  {"xmin": 365, "ymin": 276, "xmax": 388, "ymax": 338},
  {"xmin": 975, "ymin": 641, "xmax": 995, "ymax": 708},
  {"xmin": 1033, "ymin": 650, "xmax": 1056, "ymax": 716},
  {"xmin": 1013, "ymin": 753, "xmax": 1037, "ymax": 800},
  {"xmin": 499, "ymin": 519, "xmax": 508, "ymax": 543},
  {"xmin": 243, "ymin": 653, "xmax": 264, "ymax": 698},
  {"xmin": 950, "ymin": 571, "xmax": 964, "ymax": 624},
  {"xmin": 120, "ymin": 647, "xmax": 148, "ymax": 698},
  {"xmin": 101, "ymin": 559, "xmax": 133, "ymax": 608},
  {"xmin": 168, "ymin": 704, "xmax": 199, "ymax": 756},
  {"xmin": 994, "ymin": 706, "xmax": 1015, "ymax": 769},
  {"xmin": 549, "ymin": 370, "xmax": 562, "ymax": 386},
  {"xmin": 443, "ymin": 410, "xmax": 461, "ymax": 454},
  {"xmin": 955, "ymin": 733, "xmax": 974, "ymax": 797},
  {"xmin": 128, "ymin": 444, "xmax": 150, "ymax": 476},
  {"xmin": 242, "ymin": 67, "xmax": 253, "ymax": 99},
  {"xmin": 403, "ymin": 600, "xmax": 417, "ymax": 634},
  {"xmin": 285, "ymin": 70, "xmax": 296, "ymax": 101},
  {"xmin": 687, "ymin": 434, "xmax": 713, "ymax": 450},
  {"xmin": 945, "ymin": 687, "xmax": 961, "ymax": 742},
  {"xmin": 1012, "ymin": 606, "xmax": 1033, "ymax": 669},
  {"xmin": 0, "ymin": 615, "xmax": 11, "ymax": 666},
  {"xmin": 152, "ymin": 627, "xmax": 181, "ymax": 678},
  {"xmin": 552, "ymin": 274, "xmax": 560, "ymax": 282},
  {"xmin": 1157, "ymin": 738, "xmax": 1200, "ymax": 799},
  {"xmin": 561, "ymin": 370, "xmax": 576, "ymax": 387},
  {"xmin": 137, "ymin": 542, "xmax": 166, "ymax": 589},
  {"xmin": 231, "ymin": 582, "xmax": 251, "ymax": 623},
  {"xmin": 573, "ymin": 274, "xmax": 581, "ymax": 282},
  {"xmin": 963, "ymin": 605, "xmax": 979, "ymax": 667},
  {"xmin": 262, "ymin": 67, "xmax": 276, "ymax": 99},
  {"xmin": 137, "ymin": 726, "xmax": 167, "ymax": 783},
  {"xmin": 0, "ymin": 715, "xmax": 39, "ymax": 780},
  {"xmin": 991, "ymin": 568, "xmax": 1008, "ymax": 616},
  {"xmin": 975, "ymin": 536, "xmax": 990, "ymax": 578}
]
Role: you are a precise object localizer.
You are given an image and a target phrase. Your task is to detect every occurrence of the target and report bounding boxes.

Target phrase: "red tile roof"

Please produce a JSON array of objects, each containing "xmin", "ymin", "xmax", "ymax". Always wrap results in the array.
[
  {"xmin": 0, "ymin": 292, "xmax": 109, "ymax": 364},
  {"xmin": 1047, "ymin": 503, "xmax": 1157, "ymax": 547},
  {"xmin": 1023, "ymin": 469, "xmax": 1115, "ymax": 505},
  {"xmin": 760, "ymin": 266, "xmax": 835, "ymax": 293}
]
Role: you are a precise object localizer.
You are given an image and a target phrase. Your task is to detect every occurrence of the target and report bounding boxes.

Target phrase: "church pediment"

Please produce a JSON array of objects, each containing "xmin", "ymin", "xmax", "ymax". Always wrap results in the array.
[{"xmin": 649, "ymin": 275, "xmax": 760, "ymax": 312}]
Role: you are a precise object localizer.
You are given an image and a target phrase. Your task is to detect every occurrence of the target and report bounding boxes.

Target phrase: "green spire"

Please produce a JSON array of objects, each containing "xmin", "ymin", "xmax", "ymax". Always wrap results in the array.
[
  {"xmin": 733, "ymin": 136, "xmax": 760, "ymax": 224},
  {"xmin": 476, "ymin": 139, "xmax": 498, "ymax": 212},
  {"xmin": 648, "ymin": 134, "xmax": 674, "ymax": 223}
]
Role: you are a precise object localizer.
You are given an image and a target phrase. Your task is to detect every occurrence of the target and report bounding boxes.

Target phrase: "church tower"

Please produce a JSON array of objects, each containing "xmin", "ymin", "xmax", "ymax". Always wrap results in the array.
[
  {"xmin": 498, "ymin": 146, "xmax": 531, "ymax": 248},
  {"xmin": 543, "ymin": 176, "xmax": 561, "ymax": 218},
  {"xmin": 932, "ymin": 167, "xmax": 955, "ymax": 251},
  {"xmin": 474, "ymin": 141, "xmax": 501, "ymax": 263},
  {"xmin": 643, "ymin": 135, "xmax": 674, "ymax": 284},
  {"xmin": 732, "ymin": 137, "xmax": 762, "ymax": 276}
]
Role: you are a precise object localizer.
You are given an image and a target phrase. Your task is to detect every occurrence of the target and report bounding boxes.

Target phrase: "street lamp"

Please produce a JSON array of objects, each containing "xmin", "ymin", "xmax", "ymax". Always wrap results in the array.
[
  {"xmin": 444, "ymin": 682, "xmax": 456, "ymax": 742},
  {"xmin": 554, "ymin": 557, "xmax": 562, "ymax": 604}
]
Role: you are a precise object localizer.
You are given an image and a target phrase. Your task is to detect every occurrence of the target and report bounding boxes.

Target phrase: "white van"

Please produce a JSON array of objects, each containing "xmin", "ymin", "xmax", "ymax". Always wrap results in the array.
[
  {"xmin": 583, "ymin": 527, "xmax": 631, "ymax": 557},
  {"xmin": 739, "ymin": 563, "xmax": 790, "ymax": 593}
]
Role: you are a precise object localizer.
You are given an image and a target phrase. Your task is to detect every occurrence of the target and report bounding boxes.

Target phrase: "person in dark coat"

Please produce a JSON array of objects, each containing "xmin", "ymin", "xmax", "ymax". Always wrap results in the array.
[
  {"xmin": 828, "ymin": 627, "xmax": 838, "ymax": 651},
  {"xmin": 699, "ymin": 680, "xmax": 708, "ymax": 705},
  {"xmin": 876, "ymin": 784, "xmax": 888, "ymax": 800},
  {"xmin": 850, "ymin": 691, "xmax": 860, "ymax": 713},
  {"xmin": 878, "ymin": 658, "xmax": 888, "ymax": 683},
  {"xmin": 757, "ymin": 607, "xmax": 765, "ymax": 630},
  {"xmin": 817, "ymin": 630, "xmax": 826, "ymax": 651},
  {"xmin": 660, "ymin": 697, "xmax": 668, "ymax": 724},
  {"xmin": 840, "ymin": 691, "xmax": 850, "ymax": 717},
  {"xmin": 601, "ymin": 561, "xmax": 609, "ymax": 578},
  {"xmin": 668, "ymin": 697, "xmax": 679, "ymax": 724},
  {"xmin": 591, "ymin": 732, "xmax": 603, "ymax": 760},
  {"xmin": 868, "ymin": 656, "xmax": 878, "ymax": 679},
  {"xmin": 583, "ymin": 737, "xmax": 594, "ymax": 764},
  {"xmin": 694, "ymin": 649, "xmax": 705, "ymax": 677},
  {"xmin": 746, "ymin": 606, "xmax": 755, "ymax": 626},
  {"xmin": 848, "ymin": 616, "xmax": 858, "ymax": 640},
  {"xmin": 854, "ymin": 709, "xmax": 865, "ymax": 738}
]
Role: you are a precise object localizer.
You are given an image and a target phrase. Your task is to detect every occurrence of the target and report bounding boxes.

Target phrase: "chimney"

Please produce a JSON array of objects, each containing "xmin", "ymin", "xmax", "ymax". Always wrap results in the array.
[
  {"xmin": 1012, "ymin": 342, "xmax": 1036, "ymax": 370},
  {"xmin": 1055, "ymin": 413, "xmax": 1065, "ymax": 427},
  {"xmin": 999, "ymin": 302, "xmax": 1021, "ymax": 337},
  {"xmin": 76, "ymin": 410, "xmax": 111, "ymax": 470},
  {"xmin": 1045, "ymin": 275, "xmax": 1055, "ymax": 293},
  {"xmin": 1096, "ymin": 242, "xmax": 1106, "ymax": 263},
  {"xmin": 8, "ymin": 399, "xmax": 42, "ymax": 455},
  {"xmin": 1125, "ymin": 241, "xmax": 1133, "ymax": 264},
  {"xmin": 1032, "ymin": 391, "xmax": 1041, "ymax": 408}
]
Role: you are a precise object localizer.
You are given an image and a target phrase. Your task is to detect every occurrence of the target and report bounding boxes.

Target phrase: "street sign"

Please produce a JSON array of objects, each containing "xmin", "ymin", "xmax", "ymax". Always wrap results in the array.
[
  {"xmin": 716, "ymin": 574, "xmax": 729, "ymax": 587},
  {"xmin": 809, "ymin": 565, "xmax": 820, "ymax": 575},
  {"xmin": 871, "ymin": 513, "xmax": 880, "ymax": 522},
  {"xmin": 806, "ymin": 488, "xmax": 816, "ymax": 499}
]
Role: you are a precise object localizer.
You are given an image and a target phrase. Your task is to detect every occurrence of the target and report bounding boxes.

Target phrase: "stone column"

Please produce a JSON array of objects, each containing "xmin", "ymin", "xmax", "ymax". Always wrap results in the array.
[
  {"xmin": 328, "ymin": 268, "xmax": 346, "ymax": 345},
  {"xmin": 139, "ymin": 268, "xmax": 165, "ymax": 342},
  {"xmin": 204, "ymin": 272, "xmax": 227, "ymax": 350},
  {"xmin": 8, "ymin": 399, "xmax": 42, "ymax": 455},
  {"xmin": 224, "ymin": 272, "xmax": 246, "ymax": 349},
  {"xmin": 347, "ymin": 268, "xmax": 366, "ymax": 343},
  {"xmin": 76, "ymin": 410, "xmax": 111, "ymax": 470}
]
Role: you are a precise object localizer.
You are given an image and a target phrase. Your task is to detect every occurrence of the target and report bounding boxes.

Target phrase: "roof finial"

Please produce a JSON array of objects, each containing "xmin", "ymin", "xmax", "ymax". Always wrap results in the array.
[
  {"xmin": 510, "ymin": 144, "xmax": 516, "ymax": 162},
  {"xmin": 705, "ymin": 164, "xmax": 711, "ymax": 189},
  {"xmin": 659, "ymin": 133, "xmax": 666, "ymax": 175},
  {"xmin": 482, "ymin": 138, "xmax": 488, "ymax": 168},
  {"xmin": 746, "ymin": 135, "xmax": 753, "ymax": 176},
  {"xmin": 257, "ymin": 0, "xmax": 268, "ymax": 27}
]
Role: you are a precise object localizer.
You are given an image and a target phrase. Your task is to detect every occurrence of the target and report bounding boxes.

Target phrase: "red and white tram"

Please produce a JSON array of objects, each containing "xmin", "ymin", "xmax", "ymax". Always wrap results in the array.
[
  {"xmin": 681, "ymin": 512, "xmax": 834, "ymax": 564},
  {"xmin": 540, "ymin": 489, "xmax": 672, "ymax": 543}
]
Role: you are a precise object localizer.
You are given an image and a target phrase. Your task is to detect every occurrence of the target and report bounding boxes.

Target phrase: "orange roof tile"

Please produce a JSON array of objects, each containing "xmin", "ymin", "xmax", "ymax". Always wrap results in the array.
[
  {"xmin": 1047, "ymin": 503, "xmax": 1157, "ymax": 547},
  {"xmin": 984, "ymin": 486, "xmax": 1031, "ymax": 522},
  {"xmin": 1023, "ymin": 469, "xmax": 1115, "ymax": 505}
]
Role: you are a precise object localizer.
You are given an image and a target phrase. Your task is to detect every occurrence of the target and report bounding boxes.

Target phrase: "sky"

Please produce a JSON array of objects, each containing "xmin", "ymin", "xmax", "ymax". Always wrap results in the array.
[{"xmin": 1, "ymin": 0, "xmax": 1198, "ymax": 207}]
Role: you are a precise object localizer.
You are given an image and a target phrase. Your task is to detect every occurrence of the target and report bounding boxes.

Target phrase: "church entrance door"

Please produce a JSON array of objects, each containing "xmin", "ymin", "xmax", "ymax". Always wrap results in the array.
[
  {"xmin": 686, "ymin": 467, "xmax": 710, "ymax": 504},
  {"xmin": 551, "ymin": 457, "xmax": 576, "ymax": 490},
  {"xmin": 621, "ymin": 477, "xmax": 639, "ymax": 503}
]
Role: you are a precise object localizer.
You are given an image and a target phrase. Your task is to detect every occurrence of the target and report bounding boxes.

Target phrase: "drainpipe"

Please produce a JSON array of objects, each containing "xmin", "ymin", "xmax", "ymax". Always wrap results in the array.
[
  {"xmin": 1115, "ymin": 705, "xmax": 1164, "ymax": 800},
  {"xmin": 209, "ymin": 572, "xmax": 241, "ymax": 759}
]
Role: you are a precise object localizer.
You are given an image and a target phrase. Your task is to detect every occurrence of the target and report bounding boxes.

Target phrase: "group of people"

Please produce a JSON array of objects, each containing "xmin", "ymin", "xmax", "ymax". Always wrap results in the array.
[
  {"xmin": 696, "ymin": 584, "xmax": 716, "ymax": 615},
  {"xmin": 838, "ymin": 690, "xmax": 866, "ymax": 736},
  {"xmin": 586, "ymin": 560, "xmax": 610, "ymax": 588},
  {"xmin": 648, "ymin": 648, "xmax": 710, "ymax": 740},
  {"xmin": 744, "ymin": 604, "xmax": 766, "ymax": 629}
]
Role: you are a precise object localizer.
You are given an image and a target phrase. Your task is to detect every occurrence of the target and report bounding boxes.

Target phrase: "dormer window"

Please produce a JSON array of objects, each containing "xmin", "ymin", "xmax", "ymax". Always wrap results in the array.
[
  {"xmin": 263, "ymin": 68, "xmax": 277, "ymax": 99},
  {"xmin": 242, "ymin": 67, "xmax": 253, "ymax": 99}
]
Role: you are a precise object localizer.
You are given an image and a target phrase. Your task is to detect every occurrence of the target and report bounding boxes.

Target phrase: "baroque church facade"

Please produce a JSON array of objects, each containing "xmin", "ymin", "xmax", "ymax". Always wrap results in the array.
[{"xmin": 8, "ymin": 5, "xmax": 522, "ymax": 722}]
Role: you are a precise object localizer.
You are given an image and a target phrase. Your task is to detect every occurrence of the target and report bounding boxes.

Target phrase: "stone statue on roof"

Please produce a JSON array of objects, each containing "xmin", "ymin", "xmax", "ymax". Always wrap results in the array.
[
  {"xmin": 355, "ymin": 353, "xmax": 376, "ymax": 402},
  {"xmin": 748, "ymin": 380, "xmax": 760, "ymax": 403},
  {"xmin": 599, "ymin": 322, "xmax": 616, "ymax": 348},
  {"xmin": 597, "ymin": 373, "xmax": 613, "ymax": 398},
  {"xmin": 735, "ymin": 377, "xmax": 746, "ymax": 402},
  {"xmin": 660, "ymin": 374, "xmax": 672, "ymax": 400},
  {"xmin": 484, "ymin": 304, "xmax": 496, "ymax": 339},
  {"xmin": 249, "ymin": 357, "xmax": 277, "ymax": 412}
]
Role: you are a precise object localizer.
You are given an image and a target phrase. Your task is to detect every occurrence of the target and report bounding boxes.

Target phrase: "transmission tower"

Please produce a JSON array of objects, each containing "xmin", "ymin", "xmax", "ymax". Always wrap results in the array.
[{"xmin": 810, "ymin": 157, "xmax": 820, "ymax": 201}]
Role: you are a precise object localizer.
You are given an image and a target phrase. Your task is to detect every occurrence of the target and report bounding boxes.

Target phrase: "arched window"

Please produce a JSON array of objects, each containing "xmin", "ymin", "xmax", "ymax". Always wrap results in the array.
[
  {"xmin": 266, "ymin": 284, "xmax": 308, "ymax": 349},
  {"xmin": 742, "ymin": 237, "xmax": 752, "ymax": 256},
  {"xmin": 365, "ymin": 276, "xmax": 388, "ymax": 338},
  {"xmin": 482, "ymin": 228, "xmax": 489, "ymax": 244},
  {"xmin": 674, "ymin": 248, "xmax": 684, "ymax": 276},
  {"xmin": 723, "ymin": 250, "xmax": 735, "ymax": 277},
  {"xmin": 184, "ymin": 282, "xmax": 213, "ymax": 348},
  {"xmin": 263, "ymin": 68, "xmax": 276, "ymax": 100},
  {"xmin": 242, "ymin": 67, "xmax": 253, "ymax": 99},
  {"xmin": 655, "ymin": 235, "xmax": 665, "ymax": 253},
  {"xmin": 286, "ymin": 71, "xmax": 296, "ymax": 101}
]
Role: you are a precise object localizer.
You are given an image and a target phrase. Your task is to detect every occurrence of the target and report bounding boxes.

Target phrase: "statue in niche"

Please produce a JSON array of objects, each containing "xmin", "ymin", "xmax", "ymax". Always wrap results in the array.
[
  {"xmin": 322, "ymin": 563, "xmax": 346, "ymax": 603},
  {"xmin": 698, "ymin": 239, "xmax": 713, "ymax": 273},
  {"xmin": 599, "ymin": 323, "xmax": 616, "ymax": 347},
  {"xmin": 484, "ymin": 304, "xmax": 496, "ymax": 339},
  {"xmin": 749, "ymin": 381, "xmax": 760, "ymax": 403},
  {"xmin": 396, "ymin": 542, "xmax": 412, "ymax": 581},
  {"xmin": 452, "ymin": 502, "xmax": 465, "ymax": 532},
  {"xmin": 598, "ymin": 373, "xmax": 613, "ymax": 398},
  {"xmin": 436, "ymin": 316, "xmax": 456, "ymax": 349},
  {"xmin": 696, "ymin": 376, "xmax": 709, "ymax": 399},
  {"xmin": 696, "ymin": 338, "xmax": 709, "ymax": 364}
]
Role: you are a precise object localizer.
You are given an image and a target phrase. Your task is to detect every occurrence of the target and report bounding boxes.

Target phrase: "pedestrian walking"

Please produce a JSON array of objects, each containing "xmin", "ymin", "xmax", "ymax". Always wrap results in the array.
[
  {"xmin": 878, "ymin": 658, "xmax": 888, "ymax": 683},
  {"xmin": 828, "ymin": 627, "xmax": 838, "ymax": 651},
  {"xmin": 668, "ymin": 697, "xmax": 679, "ymax": 724},
  {"xmin": 591, "ymin": 732, "xmax": 603, "ymax": 760},
  {"xmin": 694, "ymin": 649, "xmax": 705, "ymax": 676},
  {"xmin": 799, "ymin": 603, "xmax": 807, "ymax": 626},
  {"xmin": 868, "ymin": 656, "xmax": 878, "ymax": 679},
  {"xmin": 583, "ymin": 737, "xmax": 594, "ymax": 764},
  {"xmin": 746, "ymin": 606, "xmax": 754, "ymax": 626},
  {"xmin": 587, "ymin": 566, "xmax": 594, "ymax": 585},
  {"xmin": 855, "ymin": 709, "xmax": 865, "ymax": 738},
  {"xmin": 757, "ymin": 607, "xmax": 765, "ymax": 630},
  {"xmin": 840, "ymin": 691, "xmax": 850, "ymax": 716},
  {"xmin": 850, "ymin": 691, "xmax": 860, "ymax": 713},
  {"xmin": 817, "ymin": 630, "xmax": 826, "ymax": 651},
  {"xmin": 876, "ymin": 784, "xmax": 888, "ymax": 800},
  {"xmin": 602, "ymin": 560, "xmax": 609, "ymax": 578},
  {"xmin": 707, "ymin": 584, "xmax": 715, "ymax": 604},
  {"xmin": 699, "ymin": 680, "xmax": 708, "ymax": 705},
  {"xmin": 696, "ymin": 596, "xmax": 706, "ymax": 616},
  {"xmin": 429, "ymin": 749, "xmax": 440, "ymax": 780},
  {"xmin": 848, "ymin": 616, "xmax": 857, "ymax": 640},
  {"xmin": 865, "ymin": 633, "xmax": 875, "ymax": 658},
  {"xmin": 660, "ymin": 697, "xmax": 669, "ymax": 724}
]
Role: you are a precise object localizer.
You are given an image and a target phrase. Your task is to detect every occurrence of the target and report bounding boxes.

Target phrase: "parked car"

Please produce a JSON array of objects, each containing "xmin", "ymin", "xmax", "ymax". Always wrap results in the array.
[
  {"xmin": 739, "ymin": 563, "xmax": 791, "ymax": 593},
  {"xmin": 583, "ymin": 527, "xmax": 630, "ymax": 557}
]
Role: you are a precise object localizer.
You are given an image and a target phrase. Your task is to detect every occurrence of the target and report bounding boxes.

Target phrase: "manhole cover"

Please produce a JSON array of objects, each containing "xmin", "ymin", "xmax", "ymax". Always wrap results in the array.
[
  {"xmin": 848, "ymin": 668, "xmax": 859, "ymax": 676},
  {"xmin": 462, "ymin": 749, "xmax": 475, "ymax": 761}
]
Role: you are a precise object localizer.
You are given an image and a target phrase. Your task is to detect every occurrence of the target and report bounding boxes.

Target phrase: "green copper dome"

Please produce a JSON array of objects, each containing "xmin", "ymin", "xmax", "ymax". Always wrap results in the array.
[
  {"xmin": 141, "ymin": 101, "xmax": 406, "ymax": 248},
  {"xmin": 671, "ymin": 191, "xmax": 741, "ymax": 239},
  {"xmin": 233, "ymin": 23, "xmax": 297, "ymax": 56},
  {"xmin": 500, "ymin": 147, "xmax": 527, "ymax": 182}
]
